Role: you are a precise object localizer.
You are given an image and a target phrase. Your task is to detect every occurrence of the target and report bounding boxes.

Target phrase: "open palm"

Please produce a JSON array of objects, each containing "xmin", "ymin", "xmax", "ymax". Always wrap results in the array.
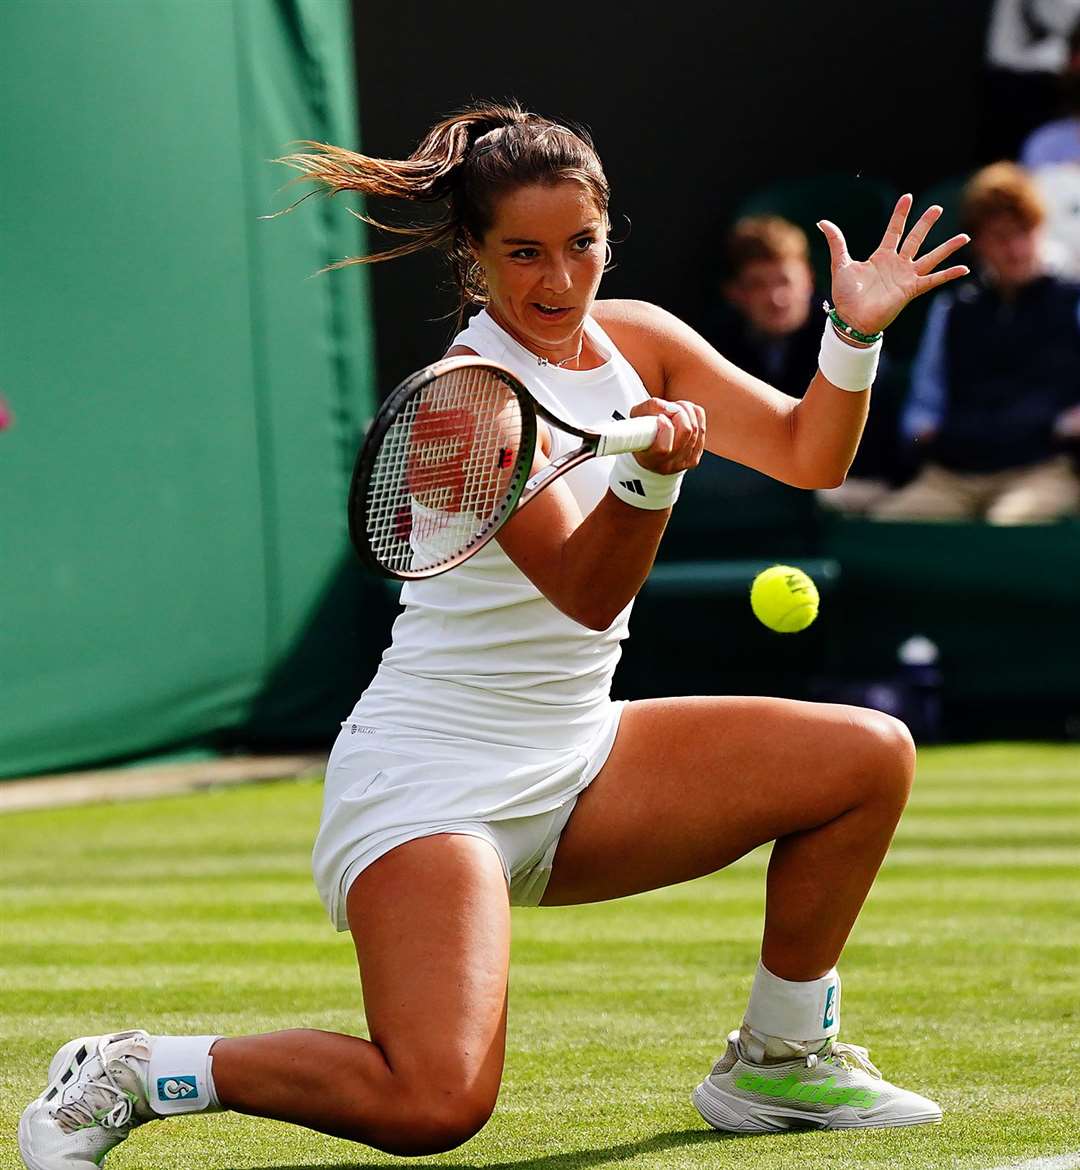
[{"xmin": 820, "ymin": 194, "xmax": 970, "ymax": 336}]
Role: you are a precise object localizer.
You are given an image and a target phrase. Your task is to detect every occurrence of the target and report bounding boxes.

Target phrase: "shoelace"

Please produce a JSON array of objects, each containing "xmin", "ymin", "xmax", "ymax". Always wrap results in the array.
[
  {"xmin": 50, "ymin": 1043, "xmax": 137, "ymax": 1134},
  {"xmin": 812, "ymin": 1041, "xmax": 882, "ymax": 1079}
]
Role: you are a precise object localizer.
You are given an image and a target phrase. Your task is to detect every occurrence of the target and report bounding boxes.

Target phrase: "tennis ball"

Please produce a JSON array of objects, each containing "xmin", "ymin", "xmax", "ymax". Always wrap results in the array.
[{"xmin": 750, "ymin": 564, "xmax": 819, "ymax": 633}]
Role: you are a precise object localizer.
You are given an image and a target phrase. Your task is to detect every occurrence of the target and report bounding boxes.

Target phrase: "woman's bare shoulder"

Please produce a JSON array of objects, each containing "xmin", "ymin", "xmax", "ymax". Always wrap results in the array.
[
  {"xmin": 593, "ymin": 298, "xmax": 691, "ymax": 348},
  {"xmin": 591, "ymin": 299, "xmax": 676, "ymax": 395},
  {"xmin": 592, "ymin": 297, "xmax": 667, "ymax": 329},
  {"xmin": 444, "ymin": 344, "xmax": 479, "ymax": 358}
]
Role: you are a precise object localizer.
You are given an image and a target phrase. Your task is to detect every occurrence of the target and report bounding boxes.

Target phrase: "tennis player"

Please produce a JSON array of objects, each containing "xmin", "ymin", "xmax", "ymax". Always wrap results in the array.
[{"xmin": 19, "ymin": 102, "xmax": 970, "ymax": 1168}]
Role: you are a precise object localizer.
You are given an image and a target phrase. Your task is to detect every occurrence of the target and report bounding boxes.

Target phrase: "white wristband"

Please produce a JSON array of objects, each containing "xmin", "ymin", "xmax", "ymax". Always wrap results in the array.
[
  {"xmin": 608, "ymin": 451, "xmax": 684, "ymax": 510},
  {"xmin": 818, "ymin": 320, "xmax": 882, "ymax": 392}
]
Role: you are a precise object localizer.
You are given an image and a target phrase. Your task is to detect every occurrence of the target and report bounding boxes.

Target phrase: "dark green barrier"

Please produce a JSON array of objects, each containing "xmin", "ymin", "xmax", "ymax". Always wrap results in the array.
[
  {"xmin": 0, "ymin": 0, "xmax": 376, "ymax": 778},
  {"xmin": 618, "ymin": 484, "xmax": 1080, "ymax": 739},
  {"xmin": 819, "ymin": 515, "xmax": 1080, "ymax": 737}
]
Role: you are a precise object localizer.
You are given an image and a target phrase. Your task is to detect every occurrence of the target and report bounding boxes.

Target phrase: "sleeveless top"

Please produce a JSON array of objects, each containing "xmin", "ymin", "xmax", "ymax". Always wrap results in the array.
[{"xmin": 350, "ymin": 307, "xmax": 652, "ymax": 752}]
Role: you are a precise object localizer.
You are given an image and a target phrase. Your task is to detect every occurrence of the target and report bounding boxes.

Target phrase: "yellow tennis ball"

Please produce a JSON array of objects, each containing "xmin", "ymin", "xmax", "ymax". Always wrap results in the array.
[{"xmin": 750, "ymin": 564, "xmax": 819, "ymax": 633}]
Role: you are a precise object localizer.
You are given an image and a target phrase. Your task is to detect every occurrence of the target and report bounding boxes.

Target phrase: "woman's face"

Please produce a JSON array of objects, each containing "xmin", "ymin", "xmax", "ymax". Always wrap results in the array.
[{"xmin": 472, "ymin": 181, "xmax": 607, "ymax": 362}]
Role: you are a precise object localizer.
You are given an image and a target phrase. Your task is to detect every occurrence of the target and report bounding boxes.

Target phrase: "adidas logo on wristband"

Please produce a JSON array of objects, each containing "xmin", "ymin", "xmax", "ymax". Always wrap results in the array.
[{"xmin": 609, "ymin": 451, "xmax": 684, "ymax": 510}]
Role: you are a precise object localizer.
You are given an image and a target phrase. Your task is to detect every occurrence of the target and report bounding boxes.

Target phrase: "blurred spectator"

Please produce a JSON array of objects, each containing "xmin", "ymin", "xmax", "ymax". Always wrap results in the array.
[
  {"xmin": 1019, "ymin": 16, "xmax": 1080, "ymax": 276},
  {"xmin": 874, "ymin": 162, "xmax": 1080, "ymax": 524},
  {"xmin": 701, "ymin": 215, "xmax": 820, "ymax": 398},
  {"xmin": 981, "ymin": 0, "xmax": 1080, "ymax": 160},
  {"xmin": 1020, "ymin": 13, "xmax": 1080, "ymax": 166},
  {"xmin": 700, "ymin": 216, "xmax": 898, "ymax": 512}
]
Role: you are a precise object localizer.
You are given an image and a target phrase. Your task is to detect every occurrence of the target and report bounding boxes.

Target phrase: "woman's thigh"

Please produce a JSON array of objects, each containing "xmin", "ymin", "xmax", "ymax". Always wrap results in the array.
[
  {"xmin": 541, "ymin": 695, "xmax": 913, "ymax": 906},
  {"xmin": 346, "ymin": 832, "xmax": 511, "ymax": 1122}
]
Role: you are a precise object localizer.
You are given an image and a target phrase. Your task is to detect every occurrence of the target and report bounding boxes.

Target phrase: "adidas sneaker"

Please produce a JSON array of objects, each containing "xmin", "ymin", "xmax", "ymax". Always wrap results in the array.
[
  {"xmin": 18, "ymin": 1030, "xmax": 157, "ymax": 1170},
  {"xmin": 691, "ymin": 1029, "xmax": 942, "ymax": 1132}
]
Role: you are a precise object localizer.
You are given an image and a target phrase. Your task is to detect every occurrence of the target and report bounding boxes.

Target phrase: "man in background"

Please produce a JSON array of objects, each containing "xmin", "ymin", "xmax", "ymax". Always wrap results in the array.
[
  {"xmin": 1020, "ymin": 16, "xmax": 1080, "ymax": 276},
  {"xmin": 702, "ymin": 216, "xmax": 820, "ymax": 398},
  {"xmin": 1020, "ymin": 11, "xmax": 1080, "ymax": 169},
  {"xmin": 702, "ymin": 215, "xmax": 897, "ymax": 513},
  {"xmin": 874, "ymin": 162, "xmax": 1080, "ymax": 524},
  {"xmin": 982, "ymin": 0, "xmax": 1080, "ymax": 159}
]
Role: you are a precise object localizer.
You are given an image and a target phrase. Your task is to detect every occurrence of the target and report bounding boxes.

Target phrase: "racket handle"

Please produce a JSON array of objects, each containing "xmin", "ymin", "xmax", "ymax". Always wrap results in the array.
[{"xmin": 594, "ymin": 416, "xmax": 660, "ymax": 457}]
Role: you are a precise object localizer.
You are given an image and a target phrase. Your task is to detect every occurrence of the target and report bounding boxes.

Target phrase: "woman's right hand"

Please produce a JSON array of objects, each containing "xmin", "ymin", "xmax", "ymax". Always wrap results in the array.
[{"xmin": 628, "ymin": 397, "xmax": 706, "ymax": 475}]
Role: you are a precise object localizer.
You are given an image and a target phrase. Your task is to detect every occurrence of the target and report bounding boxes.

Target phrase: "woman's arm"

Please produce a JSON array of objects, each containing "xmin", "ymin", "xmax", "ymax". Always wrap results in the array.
[
  {"xmin": 598, "ymin": 196, "xmax": 970, "ymax": 490},
  {"xmin": 596, "ymin": 300, "xmax": 869, "ymax": 489},
  {"xmin": 499, "ymin": 396, "xmax": 704, "ymax": 629},
  {"xmin": 444, "ymin": 346, "xmax": 704, "ymax": 629}
]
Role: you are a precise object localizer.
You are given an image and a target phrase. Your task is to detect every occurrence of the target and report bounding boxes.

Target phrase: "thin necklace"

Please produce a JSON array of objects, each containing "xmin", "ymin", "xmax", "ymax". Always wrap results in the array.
[{"xmin": 536, "ymin": 335, "xmax": 584, "ymax": 369}]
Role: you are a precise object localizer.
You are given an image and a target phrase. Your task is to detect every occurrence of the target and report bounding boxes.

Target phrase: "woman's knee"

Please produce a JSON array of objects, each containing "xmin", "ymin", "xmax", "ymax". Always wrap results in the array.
[
  {"xmin": 845, "ymin": 707, "xmax": 916, "ymax": 807},
  {"xmin": 360, "ymin": 1080, "xmax": 497, "ymax": 1156},
  {"xmin": 418, "ymin": 1085, "xmax": 498, "ymax": 1154}
]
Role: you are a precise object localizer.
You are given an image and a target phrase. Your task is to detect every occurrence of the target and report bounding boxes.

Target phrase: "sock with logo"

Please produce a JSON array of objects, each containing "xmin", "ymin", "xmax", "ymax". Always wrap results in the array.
[
  {"xmin": 741, "ymin": 960, "xmax": 840, "ymax": 1065},
  {"xmin": 145, "ymin": 1035, "xmax": 224, "ymax": 1115}
]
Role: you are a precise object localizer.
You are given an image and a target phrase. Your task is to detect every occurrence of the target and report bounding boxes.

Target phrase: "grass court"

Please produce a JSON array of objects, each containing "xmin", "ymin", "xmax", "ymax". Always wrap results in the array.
[{"xmin": 2, "ymin": 741, "xmax": 1078, "ymax": 1170}]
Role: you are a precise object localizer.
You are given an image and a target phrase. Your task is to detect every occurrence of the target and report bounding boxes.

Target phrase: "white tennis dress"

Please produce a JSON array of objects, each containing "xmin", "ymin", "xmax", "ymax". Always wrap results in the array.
[{"xmin": 312, "ymin": 308, "xmax": 653, "ymax": 928}]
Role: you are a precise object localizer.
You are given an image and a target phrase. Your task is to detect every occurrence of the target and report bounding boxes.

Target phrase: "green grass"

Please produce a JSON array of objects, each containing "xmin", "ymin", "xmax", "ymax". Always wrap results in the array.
[{"xmin": 2, "ymin": 743, "xmax": 1078, "ymax": 1170}]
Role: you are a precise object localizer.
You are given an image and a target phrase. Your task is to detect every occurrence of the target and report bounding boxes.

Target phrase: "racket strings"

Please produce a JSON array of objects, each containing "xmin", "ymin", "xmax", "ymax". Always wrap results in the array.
[{"xmin": 365, "ymin": 367, "xmax": 525, "ymax": 573}]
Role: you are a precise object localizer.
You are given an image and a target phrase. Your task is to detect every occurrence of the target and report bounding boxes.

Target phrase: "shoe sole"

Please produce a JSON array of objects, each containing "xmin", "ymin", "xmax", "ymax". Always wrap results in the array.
[{"xmin": 691, "ymin": 1079, "xmax": 943, "ymax": 1133}]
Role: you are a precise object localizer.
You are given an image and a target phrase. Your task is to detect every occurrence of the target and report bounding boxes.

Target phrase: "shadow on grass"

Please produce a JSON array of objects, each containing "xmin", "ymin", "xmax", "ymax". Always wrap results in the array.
[{"xmin": 228, "ymin": 1125, "xmax": 750, "ymax": 1170}]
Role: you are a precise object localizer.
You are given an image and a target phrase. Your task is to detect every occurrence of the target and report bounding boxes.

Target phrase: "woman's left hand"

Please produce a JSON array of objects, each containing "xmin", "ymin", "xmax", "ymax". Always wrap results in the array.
[{"xmin": 820, "ymin": 194, "xmax": 970, "ymax": 336}]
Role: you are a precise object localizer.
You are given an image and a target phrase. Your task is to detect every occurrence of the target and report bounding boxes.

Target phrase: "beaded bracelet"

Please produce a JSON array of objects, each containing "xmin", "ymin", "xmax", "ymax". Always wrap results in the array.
[
  {"xmin": 818, "ymin": 318, "xmax": 881, "ymax": 391},
  {"xmin": 822, "ymin": 300, "xmax": 884, "ymax": 345}
]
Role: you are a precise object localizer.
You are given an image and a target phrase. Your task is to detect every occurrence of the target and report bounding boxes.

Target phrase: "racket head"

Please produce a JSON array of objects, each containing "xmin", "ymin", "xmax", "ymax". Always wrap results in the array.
[{"xmin": 349, "ymin": 357, "xmax": 537, "ymax": 580}]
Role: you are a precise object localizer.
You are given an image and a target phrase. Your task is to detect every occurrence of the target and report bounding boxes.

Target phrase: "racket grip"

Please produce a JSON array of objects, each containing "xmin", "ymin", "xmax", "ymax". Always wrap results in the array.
[{"xmin": 594, "ymin": 416, "xmax": 659, "ymax": 457}]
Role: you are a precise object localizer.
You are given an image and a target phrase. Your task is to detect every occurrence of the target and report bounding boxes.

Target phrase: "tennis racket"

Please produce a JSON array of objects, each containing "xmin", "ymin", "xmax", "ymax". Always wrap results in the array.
[{"xmin": 349, "ymin": 356, "xmax": 659, "ymax": 580}]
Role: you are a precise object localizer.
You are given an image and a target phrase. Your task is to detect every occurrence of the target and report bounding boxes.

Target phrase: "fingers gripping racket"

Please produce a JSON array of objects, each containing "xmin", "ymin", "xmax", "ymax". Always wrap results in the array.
[{"xmin": 349, "ymin": 356, "xmax": 659, "ymax": 580}]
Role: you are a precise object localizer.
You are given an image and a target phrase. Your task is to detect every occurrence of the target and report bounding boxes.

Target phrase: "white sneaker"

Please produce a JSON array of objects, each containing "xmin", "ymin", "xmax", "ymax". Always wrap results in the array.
[
  {"xmin": 18, "ymin": 1030, "xmax": 158, "ymax": 1170},
  {"xmin": 45, "ymin": 1036, "xmax": 102, "ymax": 1086},
  {"xmin": 691, "ymin": 1030, "xmax": 942, "ymax": 1132}
]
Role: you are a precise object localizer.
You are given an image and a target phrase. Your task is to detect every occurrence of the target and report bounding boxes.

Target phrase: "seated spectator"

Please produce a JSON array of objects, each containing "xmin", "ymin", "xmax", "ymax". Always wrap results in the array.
[
  {"xmin": 874, "ymin": 162, "xmax": 1080, "ymax": 524},
  {"xmin": 701, "ymin": 215, "xmax": 820, "ymax": 398},
  {"xmin": 1020, "ymin": 16, "xmax": 1080, "ymax": 276},
  {"xmin": 700, "ymin": 215, "xmax": 898, "ymax": 513},
  {"xmin": 983, "ymin": 0, "xmax": 1080, "ymax": 161},
  {"xmin": 1020, "ymin": 15, "xmax": 1080, "ymax": 169}
]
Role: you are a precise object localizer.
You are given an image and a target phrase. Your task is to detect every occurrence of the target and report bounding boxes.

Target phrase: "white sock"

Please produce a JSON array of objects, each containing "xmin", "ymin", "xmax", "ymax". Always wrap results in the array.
[
  {"xmin": 145, "ymin": 1035, "xmax": 224, "ymax": 1115},
  {"xmin": 741, "ymin": 960, "xmax": 840, "ymax": 1063}
]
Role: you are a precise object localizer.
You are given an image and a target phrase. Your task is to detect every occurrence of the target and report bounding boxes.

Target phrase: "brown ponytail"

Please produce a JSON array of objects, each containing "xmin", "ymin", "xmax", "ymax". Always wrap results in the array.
[{"xmin": 267, "ymin": 99, "xmax": 610, "ymax": 324}]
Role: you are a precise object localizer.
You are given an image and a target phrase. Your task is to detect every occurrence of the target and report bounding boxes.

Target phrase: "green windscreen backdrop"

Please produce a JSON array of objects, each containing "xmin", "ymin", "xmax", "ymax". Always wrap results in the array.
[{"xmin": 0, "ymin": 0, "xmax": 383, "ymax": 779}]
